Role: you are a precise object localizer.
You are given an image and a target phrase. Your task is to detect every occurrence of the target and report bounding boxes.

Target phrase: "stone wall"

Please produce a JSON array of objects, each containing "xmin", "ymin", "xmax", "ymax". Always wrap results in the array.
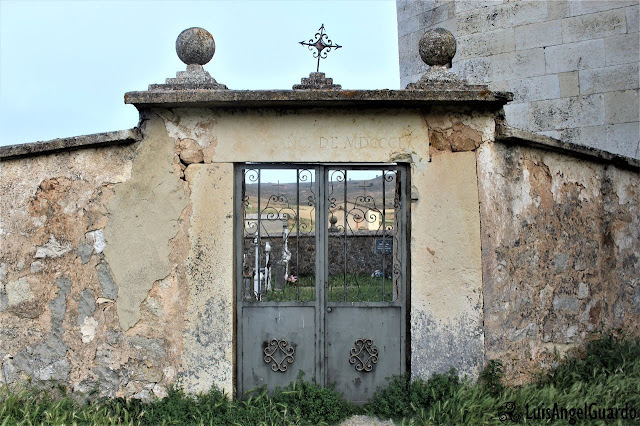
[
  {"xmin": 243, "ymin": 233, "xmax": 395, "ymax": 277},
  {"xmin": 0, "ymin": 104, "xmax": 493, "ymax": 396},
  {"xmin": 397, "ymin": 0, "xmax": 640, "ymax": 159},
  {"xmin": 1, "ymin": 98, "xmax": 637, "ymax": 397},
  {"xmin": 476, "ymin": 140, "xmax": 640, "ymax": 384}
]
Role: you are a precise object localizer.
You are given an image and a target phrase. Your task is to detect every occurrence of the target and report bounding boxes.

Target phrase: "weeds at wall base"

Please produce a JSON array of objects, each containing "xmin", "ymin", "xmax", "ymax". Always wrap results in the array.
[{"xmin": 1, "ymin": 333, "xmax": 639, "ymax": 425}]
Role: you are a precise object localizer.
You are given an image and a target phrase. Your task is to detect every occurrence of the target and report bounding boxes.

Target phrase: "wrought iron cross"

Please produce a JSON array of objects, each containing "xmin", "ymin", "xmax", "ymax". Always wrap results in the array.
[
  {"xmin": 299, "ymin": 24, "xmax": 342, "ymax": 72},
  {"xmin": 272, "ymin": 180, "xmax": 283, "ymax": 196},
  {"xmin": 359, "ymin": 181, "xmax": 373, "ymax": 196}
]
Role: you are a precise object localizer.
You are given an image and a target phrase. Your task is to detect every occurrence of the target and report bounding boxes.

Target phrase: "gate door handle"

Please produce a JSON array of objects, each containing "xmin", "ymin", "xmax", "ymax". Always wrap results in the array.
[{"xmin": 326, "ymin": 307, "xmax": 332, "ymax": 313}]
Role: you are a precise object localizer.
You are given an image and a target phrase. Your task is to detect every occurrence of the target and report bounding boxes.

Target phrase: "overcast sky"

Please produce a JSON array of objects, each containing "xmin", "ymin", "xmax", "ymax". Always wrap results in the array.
[{"xmin": 0, "ymin": 0, "xmax": 400, "ymax": 146}]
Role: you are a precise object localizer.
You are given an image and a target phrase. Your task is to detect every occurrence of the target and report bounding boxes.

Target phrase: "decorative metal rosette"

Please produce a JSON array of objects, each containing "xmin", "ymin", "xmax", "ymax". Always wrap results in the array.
[
  {"xmin": 263, "ymin": 338, "xmax": 295, "ymax": 372},
  {"xmin": 349, "ymin": 338, "xmax": 379, "ymax": 372}
]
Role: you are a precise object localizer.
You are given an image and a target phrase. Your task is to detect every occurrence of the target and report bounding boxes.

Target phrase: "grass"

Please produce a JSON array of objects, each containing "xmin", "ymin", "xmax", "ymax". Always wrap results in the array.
[
  {"xmin": 261, "ymin": 274, "xmax": 395, "ymax": 302},
  {"xmin": 2, "ymin": 332, "xmax": 639, "ymax": 425}
]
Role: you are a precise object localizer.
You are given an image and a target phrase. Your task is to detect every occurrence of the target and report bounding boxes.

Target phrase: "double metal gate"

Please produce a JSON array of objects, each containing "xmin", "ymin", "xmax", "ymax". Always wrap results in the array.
[{"xmin": 235, "ymin": 164, "xmax": 407, "ymax": 403}]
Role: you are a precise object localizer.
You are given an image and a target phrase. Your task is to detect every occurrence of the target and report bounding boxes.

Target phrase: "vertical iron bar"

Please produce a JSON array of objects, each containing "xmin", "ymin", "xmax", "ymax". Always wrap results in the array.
[
  {"xmin": 296, "ymin": 169, "xmax": 300, "ymax": 301},
  {"xmin": 382, "ymin": 170, "xmax": 386, "ymax": 302},
  {"xmin": 343, "ymin": 169, "xmax": 347, "ymax": 302},
  {"xmin": 317, "ymin": 165, "xmax": 326, "ymax": 386},
  {"xmin": 257, "ymin": 169, "xmax": 261, "ymax": 300},
  {"xmin": 234, "ymin": 166, "xmax": 243, "ymax": 396}
]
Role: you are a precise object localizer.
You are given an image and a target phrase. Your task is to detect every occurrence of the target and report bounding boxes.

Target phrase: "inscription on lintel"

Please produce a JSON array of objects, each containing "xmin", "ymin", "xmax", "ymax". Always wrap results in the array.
[{"xmin": 280, "ymin": 135, "xmax": 416, "ymax": 150}]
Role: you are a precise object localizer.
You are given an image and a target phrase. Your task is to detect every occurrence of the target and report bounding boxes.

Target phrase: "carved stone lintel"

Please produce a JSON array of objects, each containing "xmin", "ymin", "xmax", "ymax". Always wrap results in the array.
[{"xmin": 293, "ymin": 72, "xmax": 341, "ymax": 90}]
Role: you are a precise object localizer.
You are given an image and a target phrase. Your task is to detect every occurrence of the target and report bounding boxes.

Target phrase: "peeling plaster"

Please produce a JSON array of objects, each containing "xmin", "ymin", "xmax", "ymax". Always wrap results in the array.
[{"xmin": 104, "ymin": 116, "xmax": 188, "ymax": 331}]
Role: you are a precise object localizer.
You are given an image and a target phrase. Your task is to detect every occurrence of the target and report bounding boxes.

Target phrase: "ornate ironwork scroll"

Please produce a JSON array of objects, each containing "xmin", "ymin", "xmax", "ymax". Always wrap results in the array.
[
  {"xmin": 299, "ymin": 24, "xmax": 342, "ymax": 72},
  {"xmin": 349, "ymin": 338, "xmax": 379, "ymax": 372},
  {"xmin": 263, "ymin": 339, "xmax": 295, "ymax": 372}
]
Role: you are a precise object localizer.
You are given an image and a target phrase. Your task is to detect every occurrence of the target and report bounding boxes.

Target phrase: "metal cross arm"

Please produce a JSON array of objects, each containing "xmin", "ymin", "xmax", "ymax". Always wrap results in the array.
[{"xmin": 299, "ymin": 24, "xmax": 342, "ymax": 72}]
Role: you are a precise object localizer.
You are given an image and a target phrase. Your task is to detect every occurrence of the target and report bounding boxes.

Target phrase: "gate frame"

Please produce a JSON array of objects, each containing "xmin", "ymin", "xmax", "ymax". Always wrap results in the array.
[{"xmin": 234, "ymin": 162, "xmax": 411, "ymax": 399}]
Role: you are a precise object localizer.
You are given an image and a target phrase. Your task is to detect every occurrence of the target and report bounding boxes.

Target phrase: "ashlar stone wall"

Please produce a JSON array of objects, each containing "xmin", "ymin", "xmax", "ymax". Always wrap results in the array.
[{"xmin": 397, "ymin": 0, "xmax": 640, "ymax": 159}]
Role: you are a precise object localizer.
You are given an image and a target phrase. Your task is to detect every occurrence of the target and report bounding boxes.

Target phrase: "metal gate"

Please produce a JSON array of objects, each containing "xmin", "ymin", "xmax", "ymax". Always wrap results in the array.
[{"xmin": 235, "ymin": 164, "xmax": 407, "ymax": 403}]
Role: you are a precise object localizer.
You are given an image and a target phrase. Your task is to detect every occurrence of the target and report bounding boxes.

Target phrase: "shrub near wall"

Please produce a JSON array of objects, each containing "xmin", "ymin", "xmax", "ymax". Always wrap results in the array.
[{"xmin": 1, "ymin": 333, "xmax": 639, "ymax": 425}]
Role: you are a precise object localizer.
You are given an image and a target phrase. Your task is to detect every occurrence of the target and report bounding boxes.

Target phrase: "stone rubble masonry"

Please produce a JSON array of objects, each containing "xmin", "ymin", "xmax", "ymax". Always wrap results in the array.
[
  {"xmin": 397, "ymin": 0, "xmax": 640, "ymax": 159},
  {"xmin": 477, "ymin": 137, "xmax": 639, "ymax": 384}
]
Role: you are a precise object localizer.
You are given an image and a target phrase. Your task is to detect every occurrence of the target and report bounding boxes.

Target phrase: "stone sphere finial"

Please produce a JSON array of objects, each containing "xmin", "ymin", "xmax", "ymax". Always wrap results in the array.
[
  {"xmin": 418, "ymin": 28, "xmax": 457, "ymax": 66},
  {"xmin": 176, "ymin": 27, "xmax": 216, "ymax": 66}
]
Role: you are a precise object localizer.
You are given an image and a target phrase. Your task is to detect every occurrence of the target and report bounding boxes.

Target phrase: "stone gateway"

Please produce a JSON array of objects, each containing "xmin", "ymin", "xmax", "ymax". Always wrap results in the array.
[{"xmin": 0, "ymin": 28, "xmax": 638, "ymax": 402}]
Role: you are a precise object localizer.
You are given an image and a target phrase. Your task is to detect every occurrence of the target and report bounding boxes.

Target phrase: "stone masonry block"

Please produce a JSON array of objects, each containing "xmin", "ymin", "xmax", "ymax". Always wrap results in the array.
[
  {"xmin": 579, "ymin": 63, "xmax": 639, "ymax": 95},
  {"xmin": 627, "ymin": 4, "xmax": 639, "ymax": 33},
  {"xmin": 398, "ymin": 30, "xmax": 421, "ymax": 59},
  {"xmin": 487, "ymin": 80, "xmax": 509, "ymax": 92},
  {"xmin": 528, "ymin": 94, "xmax": 604, "ymax": 131},
  {"xmin": 605, "ymin": 89, "xmax": 640, "ymax": 124},
  {"xmin": 456, "ymin": 57, "xmax": 491, "ymax": 83},
  {"xmin": 561, "ymin": 9, "xmax": 627, "ymax": 43},
  {"xmin": 509, "ymin": 74, "xmax": 560, "ymax": 102},
  {"xmin": 545, "ymin": 39, "xmax": 605, "ymax": 74},
  {"xmin": 515, "ymin": 20, "xmax": 563, "ymax": 50},
  {"xmin": 547, "ymin": 0, "xmax": 570, "ymax": 20},
  {"xmin": 560, "ymin": 125, "xmax": 607, "ymax": 149},
  {"xmin": 427, "ymin": 17, "xmax": 457, "ymax": 33},
  {"xmin": 491, "ymin": 48, "xmax": 545, "ymax": 81},
  {"xmin": 400, "ymin": 52, "xmax": 429, "ymax": 77},
  {"xmin": 454, "ymin": 0, "xmax": 502, "ymax": 15},
  {"xmin": 604, "ymin": 33, "xmax": 640, "ymax": 66},
  {"xmin": 457, "ymin": 10, "xmax": 484, "ymax": 35},
  {"xmin": 480, "ymin": 3, "xmax": 513, "ymax": 32},
  {"xmin": 559, "ymin": 71, "xmax": 580, "ymax": 97},
  {"xmin": 503, "ymin": 102, "xmax": 531, "ymax": 130},
  {"xmin": 567, "ymin": 0, "xmax": 637, "ymax": 18},
  {"xmin": 396, "ymin": 0, "xmax": 424, "ymax": 23},
  {"xmin": 457, "ymin": 28, "xmax": 515, "ymax": 59},
  {"xmin": 398, "ymin": 15, "xmax": 421, "ymax": 37},
  {"xmin": 419, "ymin": 2, "xmax": 454, "ymax": 27},
  {"xmin": 606, "ymin": 123, "xmax": 640, "ymax": 158},
  {"xmin": 510, "ymin": 1, "xmax": 550, "ymax": 27}
]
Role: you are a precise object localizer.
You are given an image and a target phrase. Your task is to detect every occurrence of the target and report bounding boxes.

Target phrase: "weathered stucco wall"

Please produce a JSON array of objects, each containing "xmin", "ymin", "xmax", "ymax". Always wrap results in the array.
[
  {"xmin": 477, "ymin": 141, "xmax": 640, "ymax": 384},
  {"xmin": 180, "ymin": 163, "xmax": 234, "ymax": 394},
  {"xmin": 158, "ymin": 106, "xmax": 491, "ymax": 381},
  {"xmin": 0, "ymin": 105, "xmax": 495, "ymax": 396},
  {"xmin": 104, "ymin": 117, "xmax": 189, "ymax": 331},
  {"xmin": 0, "ymin": 117, "xmax": 195, "ymax": 400}
]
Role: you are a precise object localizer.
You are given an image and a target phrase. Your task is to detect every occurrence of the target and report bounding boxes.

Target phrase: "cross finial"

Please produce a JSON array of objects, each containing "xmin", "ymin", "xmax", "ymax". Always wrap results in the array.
[
  {"xmin": 359, "ymin": 181, "xmax": 373, "ymax": 196},
  {"xmin": 273, "ymin": 180, "xmax": 283, "ymax": 196},
  {"xmin": 299, "ymin": 24, "xmax": 342, "ymax": 72}
]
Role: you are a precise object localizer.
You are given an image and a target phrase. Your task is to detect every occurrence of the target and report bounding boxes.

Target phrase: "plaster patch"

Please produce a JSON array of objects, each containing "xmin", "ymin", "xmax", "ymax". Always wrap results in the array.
[
  {"xmin": 512, "ymin": 168, "xmax": 532, "ymax": 216},
  {"xmin": 86, "ymin": 230, "xmax": 106, "ymax": 254},
  {"xmin": 81, "ymin": 317, "xmax": 98, "ymax": 343},
  {"xmin": 104, "ymin": 116, "xmax": 188, "ymax": 330},
  {"xmin": 6, "ymin": 277, "xmax": 34, "ymax": 307},
  {"xmin": 34, "ymin": 235, "xmax": 72, "ymax": 259},
  {"xmin": 543, "ymin": 152, "xmax": 602, "ymax": 202},
  {"xmin": 180, "ymin": 163, "xmax": 234, "ymax": 394}
]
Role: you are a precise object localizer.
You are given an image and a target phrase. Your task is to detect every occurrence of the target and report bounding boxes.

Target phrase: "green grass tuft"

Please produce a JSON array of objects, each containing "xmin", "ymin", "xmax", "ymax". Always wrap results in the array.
[{"xmin": 1, "ymin": 332, "xmax": 639, "ymax": 425}]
